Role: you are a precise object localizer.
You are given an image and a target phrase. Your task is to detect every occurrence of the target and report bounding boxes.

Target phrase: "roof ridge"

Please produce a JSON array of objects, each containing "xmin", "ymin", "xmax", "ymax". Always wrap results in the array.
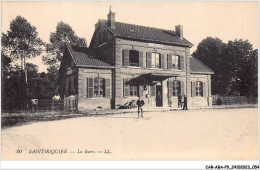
[
  {"xmin": 100, "ymin": 19, "xmax": 175, "ymax": 33},
  {"xmin": 191, "ymin": 57, "xmax": 214, "ymax": 73}
]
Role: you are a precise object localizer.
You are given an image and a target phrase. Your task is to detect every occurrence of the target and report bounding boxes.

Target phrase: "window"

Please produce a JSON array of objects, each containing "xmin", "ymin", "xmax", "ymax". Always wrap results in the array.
[
  {"xmin": 129, "ymin": 50, "xmax": 139, "ymax": 67},
  {"xmin": 172, "ymin": 80, "xmax": 180, "ymax": 96},
  {"xmin": 172, "ymin": 55, "xmax": 180, "ymax": 69},
  {"xmin": 129, "ymin": 86, "xmax": 138, "ymax": 96},
  {"xmin": 152, "ymin": 53, "xmax": 161, "ymax": 68},
  {"xmin": 94, "ymin": 77, "xmax": 105, "ymax": 97},
  {"xmin": 196, "ymin": 81, "xmax": 203, "ymax": 97}
]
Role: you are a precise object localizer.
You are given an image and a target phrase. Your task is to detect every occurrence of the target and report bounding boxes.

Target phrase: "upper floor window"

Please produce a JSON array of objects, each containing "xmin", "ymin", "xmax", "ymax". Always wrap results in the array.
[
  {"xmin": 167, "ymin": 55, "xmax": 180, "ymax": 70},
  {"xmin": 129, "ymin": 50, "xmax": 139, "ymax": 67},
  {"xmin": 195, "ymin": 81, "xmax": 203, "ymax": 97},
  {"xmin": 151, "ymin": 53, "xmax": 161, "ymax": 68},
  {"xmin": 172, "ymin": 55, "xmax": 180, "ymax": 69}
]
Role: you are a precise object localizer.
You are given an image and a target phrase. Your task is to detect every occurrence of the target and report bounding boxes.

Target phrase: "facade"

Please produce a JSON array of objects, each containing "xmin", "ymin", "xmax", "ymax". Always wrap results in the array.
[{"xmin": 60, "ymin": 9, "xmax": 214, "ymax": 111}]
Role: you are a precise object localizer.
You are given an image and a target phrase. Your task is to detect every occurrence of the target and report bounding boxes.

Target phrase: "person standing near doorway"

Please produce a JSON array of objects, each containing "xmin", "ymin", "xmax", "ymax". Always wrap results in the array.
[
  {"xmin": 182, "ymin": 95, "xmax": 188, "ymax": 110},
  {"xmin": 136, "ymin": 96, "xmax": 145, "ymax": 118},
  {"xmin": 178, "ymin": 93, "xmax": 182, "ymax": 108}
]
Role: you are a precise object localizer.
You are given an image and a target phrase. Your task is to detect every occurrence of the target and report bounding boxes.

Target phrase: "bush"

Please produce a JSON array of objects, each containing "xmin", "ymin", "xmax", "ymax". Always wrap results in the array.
[{"xmin": 217, "ymin": 98, "xmax": 222, "ymax": 105}]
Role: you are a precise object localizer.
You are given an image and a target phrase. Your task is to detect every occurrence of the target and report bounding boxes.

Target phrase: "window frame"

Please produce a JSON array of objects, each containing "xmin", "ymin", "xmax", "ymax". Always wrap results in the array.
[
  {"xmin": 129, "ymin": 50, "xmax": 139, "ymax": 67},
  {"xmin": 195, "ymin": 81, "xmax": 203, "ymax": 97},
  {"xmin": 151, "ymin": 53, "xmax": 161, "ymax": 68},
  {"xmin": 172, "ymin": 80, "xmax": 180, "ymax": 97},
  {"xmin": 94, "ymin": 77, "xmax": 105, "ymax": 97},
  {"xmin": 129, "ymin": 85, "xmax": 138, "ymax": 97},
  {"xmin": 172, "ymin": 55, "xmax": 180, "ymax": 69}
]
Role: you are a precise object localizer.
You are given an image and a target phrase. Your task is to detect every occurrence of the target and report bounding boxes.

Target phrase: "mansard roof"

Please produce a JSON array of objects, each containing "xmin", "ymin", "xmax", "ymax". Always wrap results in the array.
[
  {"xmin": 190, "ymin": 57, "xmax": 214, "ymax": 75},
  {"xmin": 100, "ymin": 19, "xmax": 193, "ymax": 47}
]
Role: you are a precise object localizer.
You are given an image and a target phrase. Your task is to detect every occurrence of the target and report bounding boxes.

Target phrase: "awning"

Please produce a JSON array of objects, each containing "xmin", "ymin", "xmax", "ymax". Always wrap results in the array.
[{"xmin": 126, "ymin": 73, "xmax": 180, "ymax": 86}]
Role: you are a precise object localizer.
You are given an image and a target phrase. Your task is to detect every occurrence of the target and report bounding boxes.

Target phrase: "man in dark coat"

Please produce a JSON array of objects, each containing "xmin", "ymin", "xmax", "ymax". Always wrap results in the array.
[
  {"xmin": 136, "ymin": 96, "xmax": 145, "ymax": 118},
  {"xmin": 182, "ymin": 95, "xmax": 188, "ymax": 110}
]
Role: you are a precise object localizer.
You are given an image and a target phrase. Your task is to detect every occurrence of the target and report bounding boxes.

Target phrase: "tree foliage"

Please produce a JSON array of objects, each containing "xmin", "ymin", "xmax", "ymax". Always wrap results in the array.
[
  {"xmin": 42, "ymin": 21, "xmax": 87, "ymax": 68},
  {"xmin": 2, "ymin": 16, "xmax": 44, "ymax": 61},
  {"xmin": 192, "ymin": 37, "xmax": 258, "ymax": 98}
]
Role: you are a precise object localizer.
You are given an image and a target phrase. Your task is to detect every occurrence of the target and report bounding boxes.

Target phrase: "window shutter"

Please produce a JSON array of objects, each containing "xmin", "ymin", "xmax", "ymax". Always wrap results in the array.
[
  {"xmin": 150, "ymin": 85, "xmax": 156, "ymax": 97},
  {"xmin": 146, "ymin": 52, "xmax": 152, "ymax": 68},
  {"xmin": 139, "ymin": 85, "xmax": 144, "ymax": 97},
  {"xmin": 105, "ymin": 79, "xmax": 110, "ymax": 98},
  {"xmin": 167, "ymin": 54, "xmax": 173, "ymax": 69},
  {"xmin": 124, "ymin": 79, "xmax": 129, "ymax": 97},
  {"xmin": 192, "ymin": 81, "xmax": 196, "ymax": 97},
  {"xmin": 139, "ymin": 51, "xmax": 143, "ymax": 67},
  {"xmin": 161, "ymin": 54, "xmax": 165, "ymax": 69},
  {"xmin": 181, "ymin": 81, "xmax": 184, "ymax": 96},
  {"xmin": 180, "ymin": 55, "xmax": 184, "ymax": 70},
  {"xmin": 168, "ymin": 80, "xmax": 173, "ymax": 97},
  {"xmin": 123, "ymin": 49, "xmax": 129, "ymax": 66},
  {"xmin": 87, "ymin": 78, "xmax": 94, "ymax": 98},
  {"xmin": 203, "ymin": 82, "xmax": 207, "ymax": 97}
]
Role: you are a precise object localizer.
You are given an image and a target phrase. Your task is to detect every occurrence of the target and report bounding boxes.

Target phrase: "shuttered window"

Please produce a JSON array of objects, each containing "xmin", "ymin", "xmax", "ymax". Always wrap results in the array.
[
  {"xmin": 168, "ymin": 80, "xmax": 173, "ymax": 97},
  {"xmin": 87, "ymin": 78, "xmax": 94, "ymax": 98},
  {"xmin": 123, "ymin": 79, "xmax": 130, "ymax": 97},
  {"xmin": 122, "ymin": 49, "xmax": 129, "ymax": 66},
  {"xmin": 87, "ymin": 77, "xmax": 109, "ymax": 98},
  {"xmin": 105, "ymin": 79, "xmax": 110, "ymax": 98},
  {"xmin": 172, "ymin": 80, "xmax": 180, "ymax": 96},
  {"xmin": 172, "ymin": 55, "xmax": 180, "ymax": 69},
  {"xmin": 139, "ymin": 51, "xmax": 143, "ymax": 67},
  {"xmin": 180, "ymin": 55, "xmax": 184, "ymax": 70},
  {"xmin": 161, "ymin": 54, "xmax": 165, "ymax": 69},
  {"xmin": 195, "ymin": 81, "xmax": 203, "ymax": 97},
  {"xmin": 146, "ymin": 52, "xmax": 152, "ymax": 68},
  {"xmin": 167, "ymin": 54, "xmax": 173, "ymax": 69}
]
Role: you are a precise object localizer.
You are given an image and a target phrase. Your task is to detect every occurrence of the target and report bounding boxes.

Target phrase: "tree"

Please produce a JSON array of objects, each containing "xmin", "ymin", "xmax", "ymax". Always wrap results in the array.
[
  {"xmin": 2, "ymin": 16, "xmax": 44, "ymax": 101},
  {"xmin": 42, "ymin": 21, "xmax": 87, "ymax": 96},
  {"xmin": 192, "ymin": 37, "xmax": 229, "ymax": 95},
  {"xmin": 226, "ymin": 39, "xmax": 257, "ymax": 97},
  {"xmin": 42, "ymin": 21, "xmax": 87, "ymax": 68},
  {"xmin": 192, "ymin": 37, "xmax": 258, "ymax": 98},
  {"xmin": 2, "ymin": 16, "xmax": 44, "ymax": 75}
]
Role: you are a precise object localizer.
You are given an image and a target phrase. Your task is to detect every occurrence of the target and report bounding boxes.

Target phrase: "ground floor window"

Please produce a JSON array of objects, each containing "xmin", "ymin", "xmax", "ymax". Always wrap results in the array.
[
  {"xmin": 130, "ymin": 85, "xmax": 138, "ymax": 96},
  {"xmin": 173, "ymin": 80, "xmax": 180, "ymax": 96},
  {"xmin": 196, "ymin": 81, "xmax": 203, "ymax": 97},
  {"xmin": 94, "ymin": 77, "xmax": 105, "ymax": 97}
]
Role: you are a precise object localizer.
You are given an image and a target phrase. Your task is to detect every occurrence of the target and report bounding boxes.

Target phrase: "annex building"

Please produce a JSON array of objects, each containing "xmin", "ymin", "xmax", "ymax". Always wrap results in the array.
[{"xmin": 60, "ymin": 9, "xmax": 214, "ymax": 111}]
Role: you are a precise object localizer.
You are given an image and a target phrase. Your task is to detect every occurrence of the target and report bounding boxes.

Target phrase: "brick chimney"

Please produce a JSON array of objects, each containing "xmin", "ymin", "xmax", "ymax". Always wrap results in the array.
[
  {"xmin": 175, "ymin": 25, "xmax": 183, "ymax": 39},
  {"xmin": 107, "ymin": 6, "xmax": 115, "ymax": 29}
]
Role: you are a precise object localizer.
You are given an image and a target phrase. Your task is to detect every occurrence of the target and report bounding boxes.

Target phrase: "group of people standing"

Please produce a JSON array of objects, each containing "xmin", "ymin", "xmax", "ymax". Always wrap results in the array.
[
  {"xmin": 136, "ymin": 93, "xmax": 188, "ymax": 118},
  {"xmin": 178, "ymin": 94, "xmax": 188, "ymax": 110}
]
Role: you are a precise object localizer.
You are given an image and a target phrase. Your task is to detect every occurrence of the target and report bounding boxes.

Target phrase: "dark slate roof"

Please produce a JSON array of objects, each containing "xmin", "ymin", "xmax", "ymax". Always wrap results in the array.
[
  {"xmin": 101, "ymin": 20, "xmax": 193, "ymax": 47},
  {"xmin": 66, "ymin": 44, "xmax": 112, "ymax": 67},
  {"xmin": 190, "ymin": 57, "xmax": 214, "ymax": 74}
]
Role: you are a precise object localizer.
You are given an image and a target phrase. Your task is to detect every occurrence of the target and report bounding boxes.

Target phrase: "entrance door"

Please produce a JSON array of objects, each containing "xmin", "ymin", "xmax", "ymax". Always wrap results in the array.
[{"xmin": 156, "ymin": 85, "xmax": 162, "ymax": 106}]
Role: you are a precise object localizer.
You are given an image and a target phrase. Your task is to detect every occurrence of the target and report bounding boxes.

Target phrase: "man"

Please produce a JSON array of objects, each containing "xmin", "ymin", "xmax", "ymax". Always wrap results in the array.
[
  {"xmin": 178, "ymin": 93, "xmax": 182, "ymax": 108},
  {"xmin": 182, "ymin": 95, "xmax": 188, "ymax": 110},
  {"xmin": 136, "ymin": 96, "xmax": 145, "ymax": 118}
]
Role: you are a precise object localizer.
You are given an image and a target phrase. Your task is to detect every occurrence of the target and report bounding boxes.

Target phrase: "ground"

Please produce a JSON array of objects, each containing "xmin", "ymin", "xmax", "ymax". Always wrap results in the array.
[{"xmin": 1, "ymin": 108, "xmax": 258, "ymax": 160}]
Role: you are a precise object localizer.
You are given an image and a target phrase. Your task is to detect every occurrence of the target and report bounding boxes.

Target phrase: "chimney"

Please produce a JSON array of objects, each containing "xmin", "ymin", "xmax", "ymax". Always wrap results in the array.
[
  {"xmin": 107, "ymin": 6, "xmax": 115, "ymax": 29},
  {"xmin": 175, "ymin": 25, "xmax": 183, "ymax": 39}
]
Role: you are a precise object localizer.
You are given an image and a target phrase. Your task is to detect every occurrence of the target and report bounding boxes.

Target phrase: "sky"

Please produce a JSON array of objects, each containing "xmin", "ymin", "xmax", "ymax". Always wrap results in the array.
[{"xmin": 1, "ymin": 1, "xmax": 258, "ymax": 72}]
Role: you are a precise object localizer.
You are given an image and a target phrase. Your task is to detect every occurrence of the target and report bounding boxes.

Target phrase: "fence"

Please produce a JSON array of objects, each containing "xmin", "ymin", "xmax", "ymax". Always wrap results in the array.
[
  {"xmin": 212, "ymin": 95, "xmax": 252, "ymax": 105},
  {"xmin": 2, "ymin": 99, "xmax": 65, "ymax": 113}
]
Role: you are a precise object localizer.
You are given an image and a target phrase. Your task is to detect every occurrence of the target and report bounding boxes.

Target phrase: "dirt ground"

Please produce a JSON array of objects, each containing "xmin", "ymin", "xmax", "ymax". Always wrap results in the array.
[{"xmin": 1, "ymin": 108, "xmax": 258, "ymax": 160}]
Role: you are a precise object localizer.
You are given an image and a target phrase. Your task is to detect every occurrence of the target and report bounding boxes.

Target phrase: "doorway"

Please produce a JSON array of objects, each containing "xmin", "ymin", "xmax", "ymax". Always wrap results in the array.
[{"xmin": 156, "ymin": 85, "xmax": 162, "ymax": 107}]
